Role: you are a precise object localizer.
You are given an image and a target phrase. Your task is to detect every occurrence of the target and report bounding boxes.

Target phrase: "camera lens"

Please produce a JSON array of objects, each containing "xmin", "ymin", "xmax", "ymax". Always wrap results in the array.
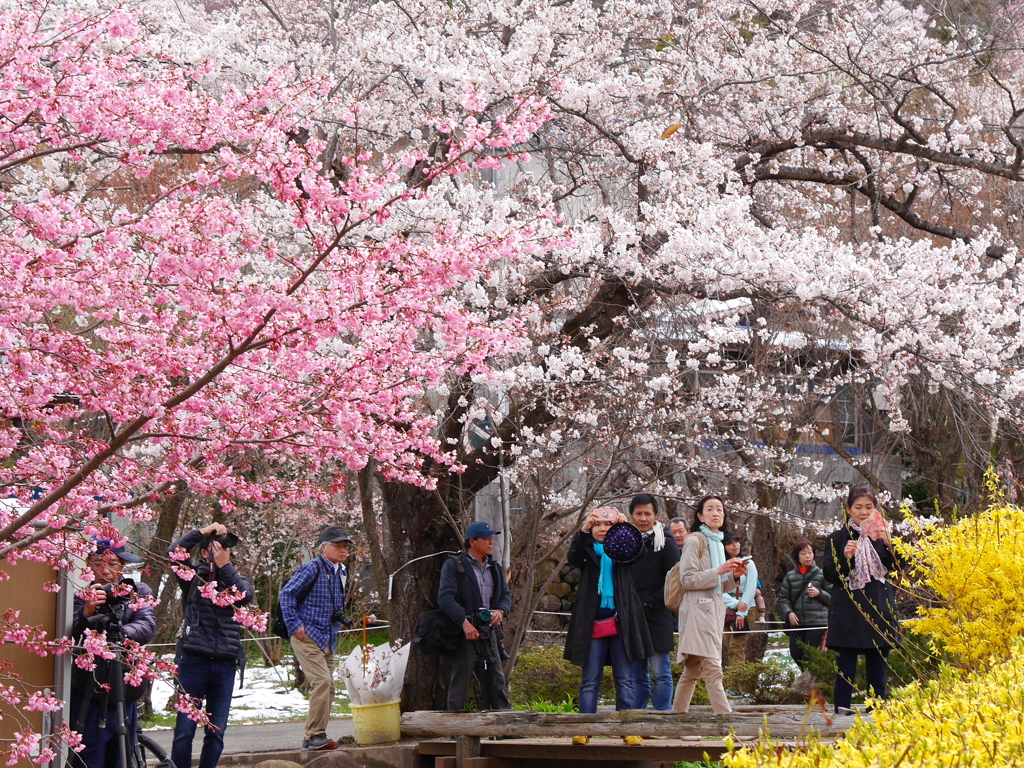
[{"xmin": 478, "ymin": 609, "xmax": 492, "ymax": 624}]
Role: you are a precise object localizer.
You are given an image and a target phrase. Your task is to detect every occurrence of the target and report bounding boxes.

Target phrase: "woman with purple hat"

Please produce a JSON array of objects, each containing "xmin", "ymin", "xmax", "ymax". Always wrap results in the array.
[{"xmin": 563, "ymin": 508, "xmax": 652, "ymax": 746}]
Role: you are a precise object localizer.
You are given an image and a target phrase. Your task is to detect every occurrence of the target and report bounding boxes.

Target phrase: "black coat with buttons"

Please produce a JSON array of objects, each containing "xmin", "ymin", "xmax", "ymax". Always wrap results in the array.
[{"xmin": 823, "ymin": 526, "xmax": 902, "ymax": 651}]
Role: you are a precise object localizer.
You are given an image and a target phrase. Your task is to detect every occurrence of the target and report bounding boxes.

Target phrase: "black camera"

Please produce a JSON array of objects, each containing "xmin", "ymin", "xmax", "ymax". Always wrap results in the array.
[
  {"xmin": 332, "ymin": 610, "xmax": 353, "ymax": 628},
  {"xmin": 93, "ymin": 580, "xmax": 135, "ymax": 640},
  {"xmin": 471, "ymin": 608, "xmax": 493, "ymax": 641}
]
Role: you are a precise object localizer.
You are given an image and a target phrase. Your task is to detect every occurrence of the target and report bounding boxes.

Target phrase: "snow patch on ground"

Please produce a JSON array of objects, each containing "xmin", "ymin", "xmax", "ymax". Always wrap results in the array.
[{"xmin": 150, "ymin": 659, "xmax": 349, "ymax": 726}]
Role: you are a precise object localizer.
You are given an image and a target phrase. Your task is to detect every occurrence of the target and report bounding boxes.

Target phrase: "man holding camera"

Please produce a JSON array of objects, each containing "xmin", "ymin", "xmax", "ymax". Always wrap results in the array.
[
  {"xmin": 438, "ymin": 521, "xmax": 512, "ymax": 712},
  {"xmin": 279, "ymin": 525, "xmax": 354, "ymax": 751},
  {"xmin": 168, "ymin": 523, "xmax": 254, "ymax": 768},
  {"xmin": 70, "ymin": 538, "xmax": 156, "ymax": 768}
]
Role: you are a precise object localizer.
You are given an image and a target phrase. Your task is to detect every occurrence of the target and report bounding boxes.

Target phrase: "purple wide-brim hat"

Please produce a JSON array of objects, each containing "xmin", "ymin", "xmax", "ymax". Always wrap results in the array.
[{"xmin": 602, "ymin": 522, "xmax": 644, "ymax": 563}]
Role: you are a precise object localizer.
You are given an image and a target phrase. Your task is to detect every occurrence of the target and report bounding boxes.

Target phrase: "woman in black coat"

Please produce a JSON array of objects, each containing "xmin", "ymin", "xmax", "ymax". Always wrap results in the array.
[
  {"xmin": 564, "ymin": 508, "xmax": 653, "ymax": 742},
  {"xmin": 823, "ymin": 485, "xmax": 901, "ymax": 714}
]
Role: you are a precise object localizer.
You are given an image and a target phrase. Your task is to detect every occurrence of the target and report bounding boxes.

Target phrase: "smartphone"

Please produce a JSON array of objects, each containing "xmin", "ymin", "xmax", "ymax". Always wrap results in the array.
[
  {"xmin": 739, "ymin": 555, "xmax": 754, "ymax": 563},
  {"xmin": 862, "ymin": 509, "xmax": 890, "ymax": 541},
  {"xmin": 592, "ymin": 508, "xmax": 618, "ymax": 523}
]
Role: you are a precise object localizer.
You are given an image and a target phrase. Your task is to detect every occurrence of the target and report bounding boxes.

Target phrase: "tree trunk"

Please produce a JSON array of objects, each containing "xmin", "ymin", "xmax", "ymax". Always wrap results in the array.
[
  {"xmin": 747, "ymin": 510, "xmax": 781, "ymax": 662},
  {"xmin": 141, "ymin": 481, "xmax": 188, "ymax": 644},
  {"xmin": 379, "ymin": 479, "xmax": 462, "ymax": 711},
  {"xmin": 358, "ymin": 461, "xmax": 390, "ymax": 620}
]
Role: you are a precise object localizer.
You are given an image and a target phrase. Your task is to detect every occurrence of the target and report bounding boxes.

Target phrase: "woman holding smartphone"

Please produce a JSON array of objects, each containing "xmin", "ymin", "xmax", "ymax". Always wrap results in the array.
[
  {"xmin": 823, "ymin": 485, "xmax": 901, "ymax": 714},
  {"xmin": 672, "ymin": 495, "xmax": 747, "ymax": 713},
  {"xmin": 564, "ymin": 508, "xmax": 652, "ymax": 745}
]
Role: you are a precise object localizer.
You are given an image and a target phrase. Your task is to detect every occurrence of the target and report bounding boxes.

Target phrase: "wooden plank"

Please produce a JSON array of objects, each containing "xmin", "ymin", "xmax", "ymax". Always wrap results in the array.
[
  {"xmin": 416, "ymin": 736, "xmax": 846, "ymax": 765},
  {"xmin": 482, "ymin": 738, "xmax": 731, "ymax": 761},
  {"xmin": 402, "ymin": 709, "xmax": 844, "ymax": 740},
  {"xmin": 456, "ymin": 735, "xmax": 482, "ymax": 767},
  {"xmin": 418, "ymin": 740, "xmax": 457, "ymax": 756}
]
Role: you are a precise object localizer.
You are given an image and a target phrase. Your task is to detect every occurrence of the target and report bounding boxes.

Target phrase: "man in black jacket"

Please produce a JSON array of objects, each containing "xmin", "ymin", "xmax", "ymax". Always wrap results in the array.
[
  {"xmin": 438, "ymin": 520, "xmax": 512, "ymax": 711},
  {"xmin": 168, "ymin": 523, "xmax": 255, "ymax": 768},
  {"xmin": 627, "ymin": 494, "xmax": 680, "ymax": 710},
  {"xmin": 70, "ymin": 538, "xmax": 156, "ymax": 768}
]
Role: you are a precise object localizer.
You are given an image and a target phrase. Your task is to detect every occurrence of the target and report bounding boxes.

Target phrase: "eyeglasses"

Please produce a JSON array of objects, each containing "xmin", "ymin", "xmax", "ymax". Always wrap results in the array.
[{"xmin": 88, "ymin": 556, "xmax": 124, "ymax": 569}]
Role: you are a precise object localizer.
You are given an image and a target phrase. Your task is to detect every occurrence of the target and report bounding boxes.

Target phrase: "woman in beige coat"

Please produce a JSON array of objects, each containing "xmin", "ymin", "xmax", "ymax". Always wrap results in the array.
[{"xmin": 672, "ymin": 495, "xmax": 748, "ymax": 713}]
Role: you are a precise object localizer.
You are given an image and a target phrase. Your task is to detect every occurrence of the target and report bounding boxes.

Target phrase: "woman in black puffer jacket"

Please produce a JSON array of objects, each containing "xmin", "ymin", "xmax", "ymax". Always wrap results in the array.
[{"xmin": 776, "ymin": 538, "xmax": 831, "ymax": 669}]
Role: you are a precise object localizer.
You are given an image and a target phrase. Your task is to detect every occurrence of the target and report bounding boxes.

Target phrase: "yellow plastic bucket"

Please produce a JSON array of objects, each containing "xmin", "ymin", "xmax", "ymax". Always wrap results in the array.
[{"xmin": 350, "ymin": 699, "xmax": 402, "ymax": 745}]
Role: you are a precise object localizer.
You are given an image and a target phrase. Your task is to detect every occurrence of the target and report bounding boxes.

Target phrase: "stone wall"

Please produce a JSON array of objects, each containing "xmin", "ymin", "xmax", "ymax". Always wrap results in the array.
[{"xmin": 531, "ymin": 556, "xmax": 580, "ymax": 632}]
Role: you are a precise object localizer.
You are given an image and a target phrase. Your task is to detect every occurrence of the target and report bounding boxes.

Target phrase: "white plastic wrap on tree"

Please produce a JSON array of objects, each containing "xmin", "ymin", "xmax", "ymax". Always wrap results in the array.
[{"xmin": 339, "ymin": 642, "xmax": 410, "ymax": 706}]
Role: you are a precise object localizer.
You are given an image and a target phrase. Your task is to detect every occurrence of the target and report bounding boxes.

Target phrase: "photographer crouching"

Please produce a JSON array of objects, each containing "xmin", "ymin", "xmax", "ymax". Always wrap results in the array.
[
  {"xmin": 70, "ymin": 538, "xmax": 156, "ymax": 768},
  {"xmin": 438, "ymin": 521, "xmax": 512, "ymax": 712}
]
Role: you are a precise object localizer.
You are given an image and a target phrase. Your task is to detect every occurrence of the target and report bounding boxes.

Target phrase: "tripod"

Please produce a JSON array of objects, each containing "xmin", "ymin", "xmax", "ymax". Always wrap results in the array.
[{"xmin": 71, "ymin": 616, "xmax": 134, "ymax": 768}]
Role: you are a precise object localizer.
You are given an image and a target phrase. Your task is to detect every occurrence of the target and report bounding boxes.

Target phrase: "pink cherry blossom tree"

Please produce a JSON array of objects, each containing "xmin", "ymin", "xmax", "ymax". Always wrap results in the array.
[{"xmin": 0, "ymin": 0, "xmax": 560, "ymax": 754}]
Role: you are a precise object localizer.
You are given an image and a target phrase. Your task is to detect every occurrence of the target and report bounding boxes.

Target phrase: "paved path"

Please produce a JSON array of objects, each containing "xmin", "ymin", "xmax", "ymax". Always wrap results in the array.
[{"xmin": 145, "ymin": 718, "xmax": 355, "ymax": 757}]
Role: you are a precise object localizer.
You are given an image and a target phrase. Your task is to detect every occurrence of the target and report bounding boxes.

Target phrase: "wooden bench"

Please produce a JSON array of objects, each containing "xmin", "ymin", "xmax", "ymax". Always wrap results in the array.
[{"xmin": 402, "ymin": 706, "xmax": 847, "ymax": 767}]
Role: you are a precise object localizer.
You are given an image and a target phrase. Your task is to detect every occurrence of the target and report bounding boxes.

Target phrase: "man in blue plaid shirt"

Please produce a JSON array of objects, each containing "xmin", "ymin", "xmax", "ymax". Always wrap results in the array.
[{"xmin": 280, "ymin": 525, "xmax": 353, "ymax": 751}]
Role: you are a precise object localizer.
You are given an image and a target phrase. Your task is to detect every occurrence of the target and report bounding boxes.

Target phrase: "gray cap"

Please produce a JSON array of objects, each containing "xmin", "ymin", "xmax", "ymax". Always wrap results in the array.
[{"xmin": 320, "ymin": 525, "xmax": 353, "ymax": 544}]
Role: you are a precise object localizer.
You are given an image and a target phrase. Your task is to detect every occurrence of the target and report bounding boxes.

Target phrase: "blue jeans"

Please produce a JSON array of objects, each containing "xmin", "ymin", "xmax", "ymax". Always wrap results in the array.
[
  {"xmin": 171, "ymin": 652, "xmax": 237, "ymax": 768},
  {"xmin": 578, "ymin": 632, "xmax": 635, "ymax": 714},
  {"xmin": 631, "ymin": 651, "xmax": 673, "ymax": 710}
]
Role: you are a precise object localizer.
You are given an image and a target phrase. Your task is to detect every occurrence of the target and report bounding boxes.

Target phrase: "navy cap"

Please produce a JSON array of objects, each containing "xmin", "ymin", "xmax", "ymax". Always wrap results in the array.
[
  {"xmin": 465, "ymin": 521, "xmax": 500, "ymax": 541},
  {"xmin": 320, "ymin": 525, "xmax": 353, "ymax": 544},
  {"xmin": 92, "ymin": 537, "xmax": 143, "ymax": 563}
]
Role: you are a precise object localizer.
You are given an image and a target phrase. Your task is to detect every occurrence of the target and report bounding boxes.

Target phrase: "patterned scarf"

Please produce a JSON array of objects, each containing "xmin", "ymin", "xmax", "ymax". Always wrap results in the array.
[
  {"xmin": 699, "ymin": 525, "xmax": 729, "ymax": 594},
  {"xmin": 847, "ymin": 520, "xmax": 888, "ymax": 590},
  {"xmin": 592, "ymin": 542, "xmax": 615, "ymax": 610}
]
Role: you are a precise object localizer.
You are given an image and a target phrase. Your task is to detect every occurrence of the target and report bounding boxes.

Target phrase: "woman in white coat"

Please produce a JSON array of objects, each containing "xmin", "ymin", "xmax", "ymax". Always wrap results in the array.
[{"xmin": 672, "ymin": 495, "xmax": 748, "ymax": 713}]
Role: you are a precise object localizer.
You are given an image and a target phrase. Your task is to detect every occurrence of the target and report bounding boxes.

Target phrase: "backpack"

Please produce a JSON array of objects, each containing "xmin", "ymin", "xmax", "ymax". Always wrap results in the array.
[
  {"xmin": 412, "ymin": 555, "xmax": 468, "ymax": 656},
  {"xmin": 271, "ymin": 562, "xmax": 322, "ymax": 640},
  {"xmin": 664, "ymin": 534, "xmax": 705, "ymax": 612},
  {"xmin": 412, "ymin": 608, "xmax": 465, "ymax": 656}
]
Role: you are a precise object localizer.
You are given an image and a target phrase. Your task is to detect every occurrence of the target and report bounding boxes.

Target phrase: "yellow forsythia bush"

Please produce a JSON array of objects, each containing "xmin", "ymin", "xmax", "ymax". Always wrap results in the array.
[
  {"xmin": 724, "ymin": 491, "xmax": 1024, "ymax": 766},
  {"xmin": 899, "ymin": 500, "xmax": 1024, "ymax": 669},
  {"xmin": 723, "ymin": 638, "xmax": 1024, "ymax": 767}
]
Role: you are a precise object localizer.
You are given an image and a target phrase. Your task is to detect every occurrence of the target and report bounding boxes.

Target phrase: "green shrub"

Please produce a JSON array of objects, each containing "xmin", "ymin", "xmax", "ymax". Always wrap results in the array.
[
  {"xmin": 722, "ymin": 660, "xmax": 794, "ymax": 704},
  {"xmin": 510, "ymin": 644, "xmax": 584, "ymax": 708},
  {"xmin": 523, "ymin": 697, "xmax": 577, "ymax": 712},
  {"xmin": 510, "ymin": 643, "xmax": 713, "ymax": 709}
]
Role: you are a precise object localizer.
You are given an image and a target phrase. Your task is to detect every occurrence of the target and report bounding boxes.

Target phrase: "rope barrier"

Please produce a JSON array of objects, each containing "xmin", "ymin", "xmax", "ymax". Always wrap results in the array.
[
  {"xmin": 524, "ymin": 625, "xmax": 830, "ymax": 636},
  {"xmin": 143, "ymin": 624, "xmax": 391, "ymax": 650}
]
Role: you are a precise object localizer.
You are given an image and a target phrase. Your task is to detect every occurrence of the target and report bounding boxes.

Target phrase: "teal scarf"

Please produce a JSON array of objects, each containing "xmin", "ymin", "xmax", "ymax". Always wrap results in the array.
[
  {"xmin": 593, "ymin": 542, "xmax": 615, "ymax": 610},
  {"xmin": 699, "ymin": 525, "xmax": 729, "ymax": 594}
]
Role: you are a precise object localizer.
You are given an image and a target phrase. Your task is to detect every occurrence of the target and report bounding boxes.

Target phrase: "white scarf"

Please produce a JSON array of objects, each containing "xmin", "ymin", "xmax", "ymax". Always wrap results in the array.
[{"xmin": 642, "ymin": 522, "xmax": 666, "ymax": 552}]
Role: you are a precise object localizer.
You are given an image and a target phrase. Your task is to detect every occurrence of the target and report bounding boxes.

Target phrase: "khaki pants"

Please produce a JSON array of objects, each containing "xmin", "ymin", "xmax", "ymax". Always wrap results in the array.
[
  {"xmin": 723, "ymin": 630, "xmax": 749, "ymax": 668},
  {"xmin": 672, "ymin": 654, "xmax": 732, "ymax": 714},
  {"xmin": 292, "ymin": 634, "xmax": 337, "ymax": 739},
  {"xmin": 723, "ymin": 607, "xmax": 757, "ymax": 668}
]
